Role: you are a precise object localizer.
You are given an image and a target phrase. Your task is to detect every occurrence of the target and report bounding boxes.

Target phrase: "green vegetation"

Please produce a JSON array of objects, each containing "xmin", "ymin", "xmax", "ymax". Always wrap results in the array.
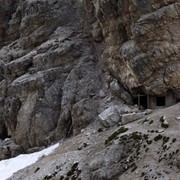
[
  {"xmin": 146, "ymin": 140, "xmax": 152, "ymax": 145},
  {"xmin": 66, "ymin": 163, "xmax": 81, "ymax": 180},
  {"xmin": 142, "ymin": 119, "xmax": 149, "ymax": 124},
  {"xmin": 159, "ymin": 116, "xmax": 169, "ymax": 128},
  {"xmin": 162, "ymin": 136, "xmax": 170, "ymax": 145},
  {"xmin": 143, "ymin": 134, "xmax": 149, "ymax": 140},
  {"xmin": 131, "ymin": 132, "xmax": 142, "ymax": 140},
  {"xmin": 44, "ymin": 175, "xmax": 53, "ymax": 180},
  {"xmin": 34, "ymin": 167, "xmax": 40, "ymax": 173},
  {"xmin": 154, "ymin": 134, "xmax": 163, "ymax": 141},
  {"xmin": 141, "ymin": 172, "xmax": 145, "ymax": 177},
  {"xmin": 105, "ymin": 126, "xmax": 128, "ymax": 145},
  {"xmin": 160, "ymin": 116, "xmax": 165, "ymax": 123},
  {"xmin": 149, "ymin": 120, "xmax": 154, "ymax": 124},
  {"xmin": 131, "ymin": 163, "xmax": 137, "ymax": 172},
  {"xmin": 59, "ymin": 176, "xmax": 64, "ymax": 180},
  {"xmin": 163, "ymin": 145, "xmax": 167, "ymax": 151},
  {"xmin": 161, "ymin": 123, "xmax": 169, "ymax": 128},
  {"xmin": 67, "ymin": 163, "xmax": 79, "ymax": 177}
]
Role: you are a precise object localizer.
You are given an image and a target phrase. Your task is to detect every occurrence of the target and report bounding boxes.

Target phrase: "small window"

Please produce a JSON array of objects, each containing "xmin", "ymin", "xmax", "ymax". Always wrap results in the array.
[{"xmin": 156, "ymin": 96, "xmax": 165, "ymax": 106}]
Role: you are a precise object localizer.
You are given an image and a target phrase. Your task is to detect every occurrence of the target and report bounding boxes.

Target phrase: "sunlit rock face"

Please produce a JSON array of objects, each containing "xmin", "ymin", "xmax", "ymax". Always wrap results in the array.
[{"xmin": 85, "ymin": 0, "xmax": 180, "ymax": 97}]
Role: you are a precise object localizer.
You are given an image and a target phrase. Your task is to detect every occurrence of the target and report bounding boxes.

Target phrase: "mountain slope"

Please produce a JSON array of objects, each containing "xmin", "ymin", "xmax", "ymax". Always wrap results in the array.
[{"xmin": 8, "ymin": 103, "xmax": 180, "ymax": 180}]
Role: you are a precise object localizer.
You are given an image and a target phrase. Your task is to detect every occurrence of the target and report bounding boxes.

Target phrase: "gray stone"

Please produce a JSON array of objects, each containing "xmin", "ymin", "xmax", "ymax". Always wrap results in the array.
[
  {"xmin": 145, "ymin": 109, "xmax": 153, "ymax": 115},
  {"xmin": 72, "ymin": 99, "xmax": 99, "ymax": 135},
  {"xmin": 99, "ymin": 90, "xmax": 106, "ymax": 98},
  {"xmin": 98, "ymin": 106, "xmax": 121, "ymax": 127},
  {"xmin": 0, "ymin": 138, "xmax": 24, "ymax": 160},
  {"xmin": 121, "ymin": 112, "xmax": 145, "ymax": 125}
]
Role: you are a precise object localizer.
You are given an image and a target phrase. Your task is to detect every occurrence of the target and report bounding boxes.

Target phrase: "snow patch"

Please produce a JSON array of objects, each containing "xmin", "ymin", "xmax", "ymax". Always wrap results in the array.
[{"xmin": 0, "ymin": 143, "xmax": 59, "ymax": 180}]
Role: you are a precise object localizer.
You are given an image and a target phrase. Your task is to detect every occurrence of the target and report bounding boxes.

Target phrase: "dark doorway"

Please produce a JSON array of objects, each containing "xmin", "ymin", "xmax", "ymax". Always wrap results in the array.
[
  {"xmin": 0, "ymin": 125, "xmax": 10, "ymax": 140},
  {"xmin": 156, "ymin": 96, "xmax": 165, "ymax": 106},
  {"xmin": 133, "ymin": 94, "xmax": 148, "ymax": 109}
]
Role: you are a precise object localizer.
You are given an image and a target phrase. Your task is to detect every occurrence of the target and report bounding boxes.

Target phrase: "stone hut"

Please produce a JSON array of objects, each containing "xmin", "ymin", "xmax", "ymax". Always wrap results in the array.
[{"xmin": 133, "ymin": 92, "xmax": 177, "ymax": 109}]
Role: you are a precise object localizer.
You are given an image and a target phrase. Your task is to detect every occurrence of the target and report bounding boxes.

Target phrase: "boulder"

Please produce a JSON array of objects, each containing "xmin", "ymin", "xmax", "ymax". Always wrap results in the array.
[
  {"xmin": 121, "ymin": 112, "xmax": 145, "ymax": 125},
  {"xmin": 98, "ymin": 106, "xmax": 121, "ymax": 127}
]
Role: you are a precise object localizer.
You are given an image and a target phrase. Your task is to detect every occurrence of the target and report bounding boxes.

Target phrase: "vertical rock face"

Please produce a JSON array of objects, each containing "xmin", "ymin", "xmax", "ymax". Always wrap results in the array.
[
  {"xmin": 0, "ymin": 0, "xmax": 130, "ymax": 151},
  {"xmin": 85, "ymin": 0, "xmax": 180, "ymax": 97}
]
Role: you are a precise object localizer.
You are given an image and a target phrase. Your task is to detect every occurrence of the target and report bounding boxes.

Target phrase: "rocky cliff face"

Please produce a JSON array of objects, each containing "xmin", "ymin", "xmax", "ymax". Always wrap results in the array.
[
  {"xmin": 0, "ymin": 0, "xmax": 179, "ymax": 158},
  {"xmin": 85, "ymin": 0, "xmax": 180, "ymax": 96},
  {"xmin": 0, "ymin": 0, "xmax": 130, "ymax": 153}
]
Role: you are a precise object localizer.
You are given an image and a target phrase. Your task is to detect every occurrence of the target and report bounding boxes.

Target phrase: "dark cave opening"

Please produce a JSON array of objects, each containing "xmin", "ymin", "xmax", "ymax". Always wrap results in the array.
[
  {"xmin": 66, "ymin": 115, "xmax": 73, "ymax": 138},
  {"xmin": 0, "ymin": 125, "xmax": 10, "ymax": 140},
  {"xmin": 133, "ymin": 94, "xmax": 148, "ymax": 109},
  {"xmin": 156, "ymin": 96, "xmax": 165, "ymax": 106}
]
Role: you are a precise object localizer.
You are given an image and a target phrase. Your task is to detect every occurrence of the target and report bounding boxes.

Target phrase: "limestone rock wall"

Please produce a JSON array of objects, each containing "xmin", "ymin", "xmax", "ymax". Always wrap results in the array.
[
  {"xmin": 0, "ymin": 0, "xmax": 130, "ymax": 151},
  {"xmin": 85, "ymin": 0, "xmax": 180, "ymax": 97}
]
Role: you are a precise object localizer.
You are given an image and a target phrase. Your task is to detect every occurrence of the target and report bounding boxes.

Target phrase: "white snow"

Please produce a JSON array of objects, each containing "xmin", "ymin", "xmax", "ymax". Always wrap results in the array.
[{"xmin": 0, "ymin": 143, "xmax": 59, "ymax": 180}]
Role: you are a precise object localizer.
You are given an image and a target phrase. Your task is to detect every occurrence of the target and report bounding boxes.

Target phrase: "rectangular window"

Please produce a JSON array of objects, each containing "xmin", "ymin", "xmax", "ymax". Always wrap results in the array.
[{"xmin": 156, "ymin": 96, "xmax": 165, "ymax": 106}]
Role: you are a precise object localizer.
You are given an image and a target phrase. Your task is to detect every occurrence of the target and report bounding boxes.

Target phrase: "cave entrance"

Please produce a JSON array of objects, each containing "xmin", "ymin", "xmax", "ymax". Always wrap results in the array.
[
  {"xmin": 133, "ymin": 94, "xmax": 148, "ymax": 109},
  {"xmin": 156, "ymin": 96, "xmax": 165, "ymax": 106},
  {"xmin": 0, "ymin": 125, "xmax": 10, "ymax": 140}
]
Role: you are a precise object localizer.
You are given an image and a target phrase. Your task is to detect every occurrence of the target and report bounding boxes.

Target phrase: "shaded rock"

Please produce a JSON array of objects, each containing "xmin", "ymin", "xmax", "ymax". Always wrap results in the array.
[
  {"xmin": 72, "ymin": 99, "xmax": 99, "ymax": 135},
  {"xmin": 121, "ymin": 112, "xmax": 145, "ymax": 125},
  {"xmin": 89, "ymin": 144, "xmax": 126, "ymax": 179},
  {"xmin": 26, "ymin": 146, "xmax": 46, "ymax": 154},
  {"xmin": 91, "ymin": 21, "xmax": 103, "ymax": 42},
  {"xmin": 0, "ymin": 138, "xmax": 24, "ymax": 160}
]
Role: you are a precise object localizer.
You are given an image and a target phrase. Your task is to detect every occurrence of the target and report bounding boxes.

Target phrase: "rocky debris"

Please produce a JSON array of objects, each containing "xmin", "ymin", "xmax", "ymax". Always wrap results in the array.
[
  {"xmin": 121, "ymin": 112, "xmax": 145, "ymax": 125},
  {"xmin": 145, "ymin": 109, "xmax": 153, "ymax": 115},
  {"xmin": 5, "ymin": 103, "xmax": 180, "ymax": 180},
  {"xmin": 130, "ymin": 105, "xmax": 140, "ymax": 113},
  {"xmin": 7, "ymin": 103, "xmax": 180, "ymax": 180},
  {"xmin": 176, "ymin": 116, "xmax": 180, "ymax": 120},
  {"xmin": 98, "ymin": 103, "xmax": 134, "ymax": 128},
  {"xmin": 0, "ymin": 138, "xmax": 24, "ymax": 160}
]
